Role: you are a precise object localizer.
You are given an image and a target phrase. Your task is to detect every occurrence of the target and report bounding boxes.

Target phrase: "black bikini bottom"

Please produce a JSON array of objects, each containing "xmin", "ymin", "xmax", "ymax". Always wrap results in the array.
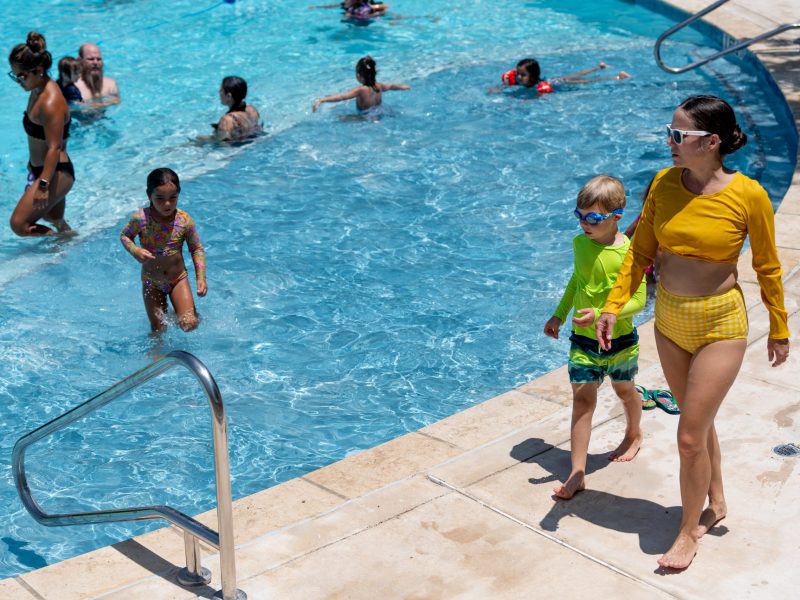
[{"xmin": 28, "ymin": 159, "xmax": 75, "ymax": 181}]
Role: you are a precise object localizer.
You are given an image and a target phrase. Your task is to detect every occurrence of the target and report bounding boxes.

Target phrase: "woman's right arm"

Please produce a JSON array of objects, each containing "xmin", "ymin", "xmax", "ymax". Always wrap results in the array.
[{"xmin": 597, "ymin": 182, "xmax": 660, "ymax": 349}]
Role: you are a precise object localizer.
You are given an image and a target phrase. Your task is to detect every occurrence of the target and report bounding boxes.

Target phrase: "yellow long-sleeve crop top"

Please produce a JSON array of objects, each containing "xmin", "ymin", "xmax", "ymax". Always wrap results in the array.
[{"xmin": 604, "ymin": 167, "xmax": 789, "ymax": 339}]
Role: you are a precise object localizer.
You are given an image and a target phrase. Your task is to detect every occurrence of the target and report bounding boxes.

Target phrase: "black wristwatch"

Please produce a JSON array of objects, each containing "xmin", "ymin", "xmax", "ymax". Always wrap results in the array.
[{"xmin": 38, "ymin": 178, "xmax": 49, "ymax": 191}]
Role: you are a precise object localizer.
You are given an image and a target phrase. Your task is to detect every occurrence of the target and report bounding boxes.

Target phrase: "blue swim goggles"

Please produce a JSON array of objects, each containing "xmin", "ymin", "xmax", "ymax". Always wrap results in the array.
[{"xmin": 573, "ymin": 207, "xmax": 623, "ymax": 225}]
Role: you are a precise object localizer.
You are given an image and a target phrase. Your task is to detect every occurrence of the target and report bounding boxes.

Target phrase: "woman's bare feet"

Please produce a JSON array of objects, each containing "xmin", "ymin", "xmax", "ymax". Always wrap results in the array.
[
  {"xmin": 553, "ymin": 471, "xmax": 585, "ymax": 499},
  {"xmin": 609, "ymin": 433, "xmax": 642, "ymax": 462},
  {"xmin": 658, "ymin": 531, "xmax": 698, "ymax": 569},
  {"xmin": 695, "ymin": 501, "xmax": 727, "ymax": 538},
  {"xmin": 45, "ymin": 218, "xmax": 74, "ymax": 234}
]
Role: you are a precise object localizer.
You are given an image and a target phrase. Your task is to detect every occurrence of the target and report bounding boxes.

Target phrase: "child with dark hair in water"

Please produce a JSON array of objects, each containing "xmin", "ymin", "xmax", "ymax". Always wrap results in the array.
[
  {"xmin": 56, "ymin": 56, "xmax": 83, "ymax": 104},
  {"xmin": 342, "ymin": 0, "xmax": 389, "ymax": 19},
  {"xmin": 120, "ymin": 168, "xmax": 207, "ymax": 333},
  {"xmin": 213, "ymin": 76, "xmax": 262, "ymax": 141},
  {"xmin": 312, "ymin": 56, "xmax": 409, "ymax": 112},
  {"xmin": 501, "ymin": 58, "xmax": 630, "ymax": 94}
]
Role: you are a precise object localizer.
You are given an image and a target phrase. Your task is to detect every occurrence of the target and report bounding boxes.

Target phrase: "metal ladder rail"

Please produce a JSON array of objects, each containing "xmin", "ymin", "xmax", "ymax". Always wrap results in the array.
[
  {"xmin": 654, "ymin": 0, "xmax": 800, "ymax": 74},
  {"xmin": 11, "ymin": 350, "xmax": 246, "ymax": 600}
]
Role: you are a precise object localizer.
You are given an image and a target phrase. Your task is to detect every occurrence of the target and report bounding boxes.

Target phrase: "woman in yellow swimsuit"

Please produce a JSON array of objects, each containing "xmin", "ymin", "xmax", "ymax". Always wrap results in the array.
[{"xmin": 596, "ymin": 95, "xmax": 790, "ymax": 570}]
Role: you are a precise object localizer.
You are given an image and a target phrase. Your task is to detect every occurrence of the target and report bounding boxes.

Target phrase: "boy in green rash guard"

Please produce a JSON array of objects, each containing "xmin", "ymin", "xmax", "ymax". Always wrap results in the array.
[{"xmin": 543, "ymin": 175, "xmax": 647, "ymax": 500}]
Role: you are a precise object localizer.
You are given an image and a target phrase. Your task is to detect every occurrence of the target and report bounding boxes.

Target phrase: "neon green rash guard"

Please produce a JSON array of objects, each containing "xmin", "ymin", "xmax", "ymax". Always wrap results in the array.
[{"xmin": 553, "ymin": 234, "xmax": 647, "ymax": 340}]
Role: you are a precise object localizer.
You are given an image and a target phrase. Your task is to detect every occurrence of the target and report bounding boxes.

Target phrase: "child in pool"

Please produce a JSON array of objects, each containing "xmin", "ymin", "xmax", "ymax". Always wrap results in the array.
[
  {"xmin": 56, "ymin": 56, "xmax": 83, "ymax": 104},
  {"xmin": 120, "ymin": 168, "xmax": 207, "ymax": 332},
  {"xmin": 313, "ymin": 56, "xmax": 409, "ymax": 112},
  {"xmin": 342, "ymin": 0, "xmax": 389, "ymax": 19},
  {"xmin": 213, "ymin": 76, "xmax": 262, "ymax": 141},
  {"xmin": 543, "ymin": 176, "xmax": 646, "ymax": 500},
  {"xmin": 501, "ymin": 58, "xmax": 630, "ymax": 94}
]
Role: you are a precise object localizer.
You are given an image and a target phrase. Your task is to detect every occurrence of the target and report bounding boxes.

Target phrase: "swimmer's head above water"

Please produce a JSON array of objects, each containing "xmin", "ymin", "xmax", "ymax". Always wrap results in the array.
[
  {"xmin": 219, "ymin": 75, "xmax": 248, "ymax": 113},
  {"xmin": 356, "ymin": 56, "xmax": 378, "ymax": 92}
]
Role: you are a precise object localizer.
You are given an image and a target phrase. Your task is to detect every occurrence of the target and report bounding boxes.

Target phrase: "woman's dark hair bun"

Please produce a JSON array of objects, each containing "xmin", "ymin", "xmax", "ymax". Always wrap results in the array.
[
  {"xmin": 722, "ymin": 124, "xmax": 747, "ymax": 155},
  {"xmin": 9, "ymin": 31, "xmax": 52, "ymax": 72},
  {"xmin": 26, "ymin": 32, "xmax": 47, "ymax": 54},
  {"xmin": 678, "ymin": 94, "xmax": 748, "ymax": 156}
]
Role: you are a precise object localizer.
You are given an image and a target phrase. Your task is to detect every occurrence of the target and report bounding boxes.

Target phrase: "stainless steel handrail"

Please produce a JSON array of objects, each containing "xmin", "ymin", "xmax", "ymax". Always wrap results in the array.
[
  {"xmin": 654, "ymin": 0, "xmax": 800, "ymax": 74},
  {"xmin": 12, "ymin": 350, "xmax": 246, "ymax": 600}
]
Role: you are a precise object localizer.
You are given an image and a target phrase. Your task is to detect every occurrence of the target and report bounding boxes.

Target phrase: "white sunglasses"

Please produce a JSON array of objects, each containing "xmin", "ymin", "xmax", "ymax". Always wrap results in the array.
[{"xmin": 665, "ymin": 125, "xmax": 712, "ymax": 145}]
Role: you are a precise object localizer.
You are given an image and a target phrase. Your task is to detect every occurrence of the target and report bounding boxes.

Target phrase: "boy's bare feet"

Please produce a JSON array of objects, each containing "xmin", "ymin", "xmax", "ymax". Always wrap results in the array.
[
  {"xmin": 695, "ymin": 501, "xmax": 727, "ymax": 537},
  {"xmin": 608, "ymin": 433, "xmax": 642, "ymax": 462},
  {"xmin": 657, "ymin": 532, "xmax": 698, "ymax": 569},
  {"xmin": 553, "ymin": 471, "xmax": 585, "ymax": 499},
  {"xmin": 617, "ymin": 71, "xmax": 631, "ymax": 80}
]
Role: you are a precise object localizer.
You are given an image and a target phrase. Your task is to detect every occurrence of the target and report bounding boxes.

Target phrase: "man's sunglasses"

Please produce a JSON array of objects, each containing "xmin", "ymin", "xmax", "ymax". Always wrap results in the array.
[
  {"xmin": 666, "ymin": 125, "xmax": 711, "ymax": 145},
  {"xmin": 574, "ymin": 208, "xmax": 623, "ymax": 225}
]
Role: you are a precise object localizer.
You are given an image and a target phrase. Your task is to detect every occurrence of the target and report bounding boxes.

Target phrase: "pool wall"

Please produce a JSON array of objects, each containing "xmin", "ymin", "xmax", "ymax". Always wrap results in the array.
[{"xmin": 1, "ymin": 0, "xmax": 799, "ymax": 597}]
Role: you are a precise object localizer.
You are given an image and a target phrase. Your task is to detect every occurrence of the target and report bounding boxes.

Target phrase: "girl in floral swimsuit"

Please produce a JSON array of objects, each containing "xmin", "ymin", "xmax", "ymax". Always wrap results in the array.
[{"xmin": 120, "ymin": 168, "xmax": 207, "ymax": 332}]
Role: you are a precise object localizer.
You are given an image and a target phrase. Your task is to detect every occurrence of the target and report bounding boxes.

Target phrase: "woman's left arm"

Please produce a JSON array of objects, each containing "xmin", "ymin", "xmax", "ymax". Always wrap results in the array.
[
  {"xmin": 35, "ymin": 92, "xmax": 67, "ymax": 207},
  {"xmin": 748, "ymin": 184, "xmax": 790, "ymax": 364}
]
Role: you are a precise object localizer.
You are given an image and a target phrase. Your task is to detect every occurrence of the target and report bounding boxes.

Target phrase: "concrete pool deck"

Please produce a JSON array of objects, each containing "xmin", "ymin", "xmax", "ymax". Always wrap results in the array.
[{"xmin": 3, "ymin": 1, "xmax": 799, "ymax": 598}]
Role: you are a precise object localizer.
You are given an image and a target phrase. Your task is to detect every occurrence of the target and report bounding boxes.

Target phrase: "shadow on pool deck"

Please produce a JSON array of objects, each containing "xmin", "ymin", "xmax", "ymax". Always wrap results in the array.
[{"xmin": 3, "ymin": 1, "xmax": 800, "ymax": 598}]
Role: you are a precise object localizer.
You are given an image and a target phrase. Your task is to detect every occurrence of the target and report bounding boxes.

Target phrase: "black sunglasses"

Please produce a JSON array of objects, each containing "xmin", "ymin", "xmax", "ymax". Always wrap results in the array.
[{"xmin": 7, "ymin": 70, "xmax": 29, "ymax": 84}]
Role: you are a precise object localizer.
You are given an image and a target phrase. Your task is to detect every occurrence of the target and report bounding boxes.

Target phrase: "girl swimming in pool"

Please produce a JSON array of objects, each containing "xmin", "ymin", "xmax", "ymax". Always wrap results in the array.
[
  {"xmin": 312, "ymin": 56, "xmax": 410, "ymax": 112},
  {"xmin": 501, "ymin": 58, "xmax": 630, "ymax": 93},
  {"xmin": 120, "ymin": 168, "xmax": 207, "ymax": 333},
  {"xmin": 342, "ymin": 0, "xmax": 389, "ymax": 20}
]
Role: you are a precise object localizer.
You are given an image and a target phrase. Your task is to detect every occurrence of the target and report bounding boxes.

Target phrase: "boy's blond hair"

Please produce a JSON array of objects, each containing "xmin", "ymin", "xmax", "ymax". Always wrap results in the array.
[{"xmin": 576, "ymin": 175, "xmax": 626, "ymax": 212}]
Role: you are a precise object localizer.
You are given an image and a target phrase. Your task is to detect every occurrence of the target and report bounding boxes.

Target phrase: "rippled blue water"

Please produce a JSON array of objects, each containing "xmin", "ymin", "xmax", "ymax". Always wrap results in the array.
[{"xmin": 0, "ymin": 0, "xmax": 794, "ymax": 577}]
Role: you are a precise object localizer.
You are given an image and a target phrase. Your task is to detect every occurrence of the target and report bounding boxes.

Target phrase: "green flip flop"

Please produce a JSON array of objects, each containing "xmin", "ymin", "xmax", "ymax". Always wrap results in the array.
[
  {"xmin": 635, "ymin": 384, "xmax": 657, "ymax": 410},
  {"xmin": 636, "ymin": 385, "xmax": 679, "ymax": 414}
]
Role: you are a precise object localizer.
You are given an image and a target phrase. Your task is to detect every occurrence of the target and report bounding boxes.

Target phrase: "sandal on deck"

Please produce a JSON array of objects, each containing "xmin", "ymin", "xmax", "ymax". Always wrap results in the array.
[
  {"xmin": 636, "ymin": 385, "xmax": 679, "ymax": 414},
  {"xmin": 635, "ymin": 385, "xmax": 657, "ymax": 410}
]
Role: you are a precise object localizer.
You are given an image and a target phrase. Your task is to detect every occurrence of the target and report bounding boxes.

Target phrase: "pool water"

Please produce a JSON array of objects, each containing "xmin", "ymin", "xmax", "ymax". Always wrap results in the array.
[{"xmin": 0, "ymin": 0, "xmax": 795, "ymax": 577}]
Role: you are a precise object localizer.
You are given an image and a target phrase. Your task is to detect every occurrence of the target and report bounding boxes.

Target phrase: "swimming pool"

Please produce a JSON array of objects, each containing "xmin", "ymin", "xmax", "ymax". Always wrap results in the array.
[{"xmin": 0, "ymin": 0, "xmax": 795, "ymax": 577}]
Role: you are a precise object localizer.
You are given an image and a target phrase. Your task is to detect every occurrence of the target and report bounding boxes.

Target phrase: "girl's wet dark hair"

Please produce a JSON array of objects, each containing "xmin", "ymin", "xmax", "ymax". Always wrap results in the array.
[
  {"xmin": 221, "ymin": 76, "xmax": 248, "ymax": 112},
  {"xmin": 356, "ymin": 56, "xmax": 378, "ymax": 92},
  {"xmin": 9, "ymin": 32, "xmax": 52, "ymax": 73},
  {"xmin": 517, "ymin": 58, "xmax": 541, "ymax": 83},
  {"xmin": 679, "ymin": 95, "xmax": 747, "ymax": 156},
  {"xmin": 146, "ymin": 168, "xmax": 181, "ymax": 197}
]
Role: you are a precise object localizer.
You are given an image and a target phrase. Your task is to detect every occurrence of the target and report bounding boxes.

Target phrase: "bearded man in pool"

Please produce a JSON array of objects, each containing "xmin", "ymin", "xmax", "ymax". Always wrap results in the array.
[{"xmin": 75, "ymin": 43, "xmax": 120, "ymax": 106}]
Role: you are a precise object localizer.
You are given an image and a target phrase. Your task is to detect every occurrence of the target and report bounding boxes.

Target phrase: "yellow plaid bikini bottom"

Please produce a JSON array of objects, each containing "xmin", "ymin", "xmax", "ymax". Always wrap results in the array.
[{"xmin": 655, "ymin": 282, "xmax": 748, "ymax": 354}]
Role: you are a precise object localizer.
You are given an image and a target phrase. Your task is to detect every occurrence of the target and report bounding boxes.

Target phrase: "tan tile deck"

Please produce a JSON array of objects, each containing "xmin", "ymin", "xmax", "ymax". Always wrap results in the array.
[{"xmin": 3, "ymin": 1, "xmax": 799, "ymax": 598}]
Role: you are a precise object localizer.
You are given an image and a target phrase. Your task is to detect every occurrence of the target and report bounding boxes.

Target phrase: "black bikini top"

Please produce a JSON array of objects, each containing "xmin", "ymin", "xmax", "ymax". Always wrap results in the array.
[{"xmin": 23, "ymin": 111, "xmax": 70, "ymax": 140}]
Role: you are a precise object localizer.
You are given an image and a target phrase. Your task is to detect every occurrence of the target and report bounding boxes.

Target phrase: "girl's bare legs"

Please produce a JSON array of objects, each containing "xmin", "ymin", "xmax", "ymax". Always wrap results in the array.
[
  {"xmin": 609, "ymin": 380, "xmax": 643, "ymax": 461},
  {"xmin": 143, "ymin": 285, "xmax": 168, "ymax": 333},
  {"xmin": 9, "ymin": 168, "xmax": 73, "ymax": 236},
  {"xmin": 655, "ymin": 329, "xmax": 745, "ymax": 568},
  {"xmin": 561, "ymin": 62, "xmax": 609, "ymax": 80},
  {"xmin": 169, "ymin": 277, "xmax": 199, "ymax": 331},
  {"xmin": 554, "ymin": 382, "xmax": 598, "ymax": 499}
]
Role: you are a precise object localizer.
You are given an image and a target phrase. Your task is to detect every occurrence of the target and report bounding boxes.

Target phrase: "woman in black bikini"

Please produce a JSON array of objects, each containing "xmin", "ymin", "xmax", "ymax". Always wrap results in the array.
[
  {"xmin": 214, "ymin": 76, "xmax": 262, "ymax": 141},
  {"xmin": 8, "ymin": 32, "xmax": 73, "ymax": 235}
]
